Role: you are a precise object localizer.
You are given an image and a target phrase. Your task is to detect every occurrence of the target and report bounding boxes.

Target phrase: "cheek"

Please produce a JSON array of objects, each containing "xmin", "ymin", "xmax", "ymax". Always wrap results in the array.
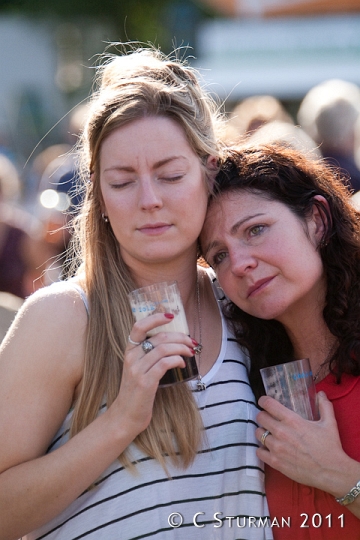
[
  {"xmin": 215, "ymin": 268, "xmax": 240, "ymax": 301},
  {"xmin": 102, "ymin": 192, "xmax": 128, "ymax": 218}
]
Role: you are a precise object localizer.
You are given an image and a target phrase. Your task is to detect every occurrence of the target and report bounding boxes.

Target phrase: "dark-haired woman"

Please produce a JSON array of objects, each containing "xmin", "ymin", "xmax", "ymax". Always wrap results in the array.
[{"xmin": 201, "ymin": 143, "xmax": 360, "ymax": 539}]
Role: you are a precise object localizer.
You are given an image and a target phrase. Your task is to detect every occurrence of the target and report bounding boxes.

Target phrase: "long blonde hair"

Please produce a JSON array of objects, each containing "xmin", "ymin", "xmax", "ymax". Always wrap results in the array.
[{"xmin": 70, "ymin": 46, "xmax": 224, "ymax": 469}]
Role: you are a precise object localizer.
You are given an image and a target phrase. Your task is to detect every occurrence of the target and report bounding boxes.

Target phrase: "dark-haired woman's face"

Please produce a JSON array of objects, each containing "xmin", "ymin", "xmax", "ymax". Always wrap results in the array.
[{"xmin": 201, "ymin": 191, "xmax": 326, "ymax": 325}]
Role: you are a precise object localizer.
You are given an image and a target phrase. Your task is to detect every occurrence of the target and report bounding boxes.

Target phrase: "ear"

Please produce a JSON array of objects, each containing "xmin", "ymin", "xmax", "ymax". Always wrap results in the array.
[
  {"xmin": 310, "ymin": 195, "xmax": 331, "ymax": 246},
  {"xmin": 204, "ymin": 155, "xmax": 219, "ymax": 192},
  {"xmin": 206, "ymin": 155, "xmax": 218, "ymax": 170}
]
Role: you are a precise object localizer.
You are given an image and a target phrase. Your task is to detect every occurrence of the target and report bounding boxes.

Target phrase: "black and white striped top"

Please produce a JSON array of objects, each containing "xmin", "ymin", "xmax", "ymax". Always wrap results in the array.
[{"xmin": 25, "ymin": 272, "xmax": 272, "ymax": 540}]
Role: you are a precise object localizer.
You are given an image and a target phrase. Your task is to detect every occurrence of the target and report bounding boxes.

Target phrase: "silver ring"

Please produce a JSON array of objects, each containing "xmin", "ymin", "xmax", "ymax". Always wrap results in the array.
[
  {"xmin": 128, "ymin": 336, "xmax": 141, "ymax": 346},
  {"xmin": 141, "ymin": 340, "xmax": 154, "ymax": 354},
  {"xmin": 260, "ymin": 430, "xmax": 271, "ymax": 448}
]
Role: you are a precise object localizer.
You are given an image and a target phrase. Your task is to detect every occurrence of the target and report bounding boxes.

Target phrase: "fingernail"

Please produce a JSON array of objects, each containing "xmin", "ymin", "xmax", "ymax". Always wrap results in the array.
[
  {"xmin": 164, "ymin": 313, "xmax": 174, "ymax": 319},
  {"xmin": 191, "ymin": 338, "xmax": 199, "ymax": 346}
]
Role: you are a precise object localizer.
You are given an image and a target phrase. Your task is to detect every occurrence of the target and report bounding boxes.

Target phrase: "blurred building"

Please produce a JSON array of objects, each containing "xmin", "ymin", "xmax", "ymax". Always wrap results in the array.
[
  {"xmin": 195, "ymin": 0, "xmax": 360, "ymax": 106},
  {"xmin": 199, "ymin": 0, "xmax": 360, "ymax": 18},
  {"xmin": 0, "ymin": 15, "xmax": 114, "ymax": 175}
]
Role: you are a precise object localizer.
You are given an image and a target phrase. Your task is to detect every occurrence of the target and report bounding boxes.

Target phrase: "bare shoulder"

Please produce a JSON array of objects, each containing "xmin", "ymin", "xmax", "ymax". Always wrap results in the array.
[
  {"xmin": 17, "ymin": 279, "xmax": 87, "ymax": 324},
  {"xmin": 3, "ymin": 280, "xmax": 88, "ymax": 353},
  {"xmin": 0, "ymin": 280, "xmax": 89, "ymax": 471}
]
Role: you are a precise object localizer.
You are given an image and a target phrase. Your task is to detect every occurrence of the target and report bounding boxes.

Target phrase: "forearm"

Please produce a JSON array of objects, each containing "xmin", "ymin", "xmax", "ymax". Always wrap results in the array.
[
  {"xmin": 0, "ymin": 408, "xmax": 136, "ymax": 540},
  {"xmin": 319, "ymin": 458, "xmax": 360, "ymax": 519}
]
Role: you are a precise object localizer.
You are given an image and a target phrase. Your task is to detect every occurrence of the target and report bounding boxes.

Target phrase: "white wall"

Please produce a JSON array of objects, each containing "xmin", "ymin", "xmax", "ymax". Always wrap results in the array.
[
  {"xmin": 195, "ymin": 14, "xmax": 360, "ymax": 100},
  {"xmin": 0, "ymin": 15, "xmax": 64, "ymax": 155}
]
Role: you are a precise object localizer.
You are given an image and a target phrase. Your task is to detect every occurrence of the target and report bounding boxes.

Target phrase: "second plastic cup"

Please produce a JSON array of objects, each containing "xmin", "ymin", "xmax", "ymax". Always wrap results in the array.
[
  {"xmin": 260, "ymin": 358, "xmax": 319, "ymax": 420},
  {"xmin": 128, "ymin": 281, "xmax": 198, "ymax": 387}
]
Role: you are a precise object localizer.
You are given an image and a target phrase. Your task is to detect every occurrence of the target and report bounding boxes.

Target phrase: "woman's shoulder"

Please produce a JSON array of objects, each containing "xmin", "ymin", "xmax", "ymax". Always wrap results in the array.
[
  {"xmin": 25, "ymin": 278, "xmax": 87, "ymax": 314},
  {"xmin": 2, "ymin": 278, "xmax": 88, "ymax": 352}
]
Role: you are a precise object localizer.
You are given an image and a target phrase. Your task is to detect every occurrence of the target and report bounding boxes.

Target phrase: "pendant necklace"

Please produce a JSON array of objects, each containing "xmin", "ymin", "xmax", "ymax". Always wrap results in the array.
[
  {"xmin": 312, "ymin": 342, "xmax": 336, "ymax": 382},
  {"xmin": 194, "ymin": 272, "xmax": 206, "ymax": 391},
  {"xmin": 313, "ymin": 360, "xmax": 329, "ymax": 382}
]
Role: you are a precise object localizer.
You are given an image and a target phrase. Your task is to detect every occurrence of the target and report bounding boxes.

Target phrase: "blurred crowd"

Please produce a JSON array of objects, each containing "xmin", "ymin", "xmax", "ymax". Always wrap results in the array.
[{"xmin": 1, "ymin": 77, "xmax": 360, "ymax": 341}]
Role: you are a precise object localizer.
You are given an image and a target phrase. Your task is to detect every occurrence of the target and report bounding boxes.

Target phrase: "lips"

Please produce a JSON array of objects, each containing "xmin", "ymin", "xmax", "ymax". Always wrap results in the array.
[
  {"xmin": 137, "ymin": 223, "xmax": 172, "ymax": 235},
  {"xmin": 247, "ymin": 276, "xmax": 275, "ymax": 298}
]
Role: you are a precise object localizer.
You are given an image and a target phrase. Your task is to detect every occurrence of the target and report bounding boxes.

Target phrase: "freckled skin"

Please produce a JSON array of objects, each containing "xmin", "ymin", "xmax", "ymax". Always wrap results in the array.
[
  {"xmin": 201, "ymin": 191, "xmax": 326, "ymax": 326},
  {"xmin": 100, "ymin": 116, "xmax": 209, "ymax": 271}
]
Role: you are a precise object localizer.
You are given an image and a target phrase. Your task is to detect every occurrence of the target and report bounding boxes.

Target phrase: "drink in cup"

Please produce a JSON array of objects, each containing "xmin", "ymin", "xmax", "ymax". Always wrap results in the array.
[
  {"xmin": 260, "ymin": 358, "xmax": 319, "ymax": 420},
  {"xmin": 128, "ymin": 281, "xmax": 198, "ymax": 386}
]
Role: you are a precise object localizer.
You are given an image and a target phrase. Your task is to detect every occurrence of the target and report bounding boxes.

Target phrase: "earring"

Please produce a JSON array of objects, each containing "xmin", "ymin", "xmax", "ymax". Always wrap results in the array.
[
  {"xmin": 101, "ymin": 213, "xmax": 109, "ymax": 223},
  {"xmin": 320, "ymin": 237, "xmax": 328, "ymax": 248}
]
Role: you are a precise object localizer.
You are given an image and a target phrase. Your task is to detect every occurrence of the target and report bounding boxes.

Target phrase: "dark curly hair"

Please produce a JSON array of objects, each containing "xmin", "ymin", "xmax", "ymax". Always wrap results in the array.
[{"xmin": 209, "ymin": 144, "xmax": 360, "ymax": 400}]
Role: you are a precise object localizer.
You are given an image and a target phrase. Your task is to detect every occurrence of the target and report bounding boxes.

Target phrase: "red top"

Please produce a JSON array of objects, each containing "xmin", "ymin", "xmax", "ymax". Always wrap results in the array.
[{"xmin": 265, "ymin": 373, "xmax": 360, "ymax": 539}]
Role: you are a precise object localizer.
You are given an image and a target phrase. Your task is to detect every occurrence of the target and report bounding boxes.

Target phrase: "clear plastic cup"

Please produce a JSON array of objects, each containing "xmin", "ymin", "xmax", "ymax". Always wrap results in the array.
[
  {"xmin": 260, "ymin": 358, "xmax": 319, "ymax": 420},
  {"xmin": 128, "ymin": 281, "xmax": 198, "ymax": 387}
]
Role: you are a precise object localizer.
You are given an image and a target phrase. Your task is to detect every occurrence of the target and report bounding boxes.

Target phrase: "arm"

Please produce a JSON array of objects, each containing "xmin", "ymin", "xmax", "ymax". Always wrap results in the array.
[
  {"xmin": 0, "ymin": 287, "xmax": 194, "ymax": 540},
  {"xmin": 256, "ymin": 392, "xmax": 360, "ymax": 519}
]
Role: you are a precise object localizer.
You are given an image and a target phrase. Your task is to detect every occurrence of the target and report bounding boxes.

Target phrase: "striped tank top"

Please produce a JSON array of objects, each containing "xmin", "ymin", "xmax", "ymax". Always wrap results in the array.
[{"xmin": 25, "ymin": 271, "xmax": 272, "ymax": 540}]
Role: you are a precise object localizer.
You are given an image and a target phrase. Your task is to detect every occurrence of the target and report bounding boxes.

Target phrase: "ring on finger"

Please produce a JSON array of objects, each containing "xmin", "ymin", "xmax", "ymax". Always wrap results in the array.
[
  {"xmin": 141, "ymin": 340, "xmax": 154, "ymax": 354},
  {"xmin": 128, "ymin": 336, "xmax": 141, "ymax": 346},
  {"xmin": 260, "ymin": 430, "xmax": 271, "ymax": 448}
]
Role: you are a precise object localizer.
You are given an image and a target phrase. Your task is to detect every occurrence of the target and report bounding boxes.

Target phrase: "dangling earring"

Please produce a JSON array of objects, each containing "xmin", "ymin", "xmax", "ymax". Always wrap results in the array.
[{"xmin": 101, "ymin": 213, "xmax": 109, "ymax": 223}]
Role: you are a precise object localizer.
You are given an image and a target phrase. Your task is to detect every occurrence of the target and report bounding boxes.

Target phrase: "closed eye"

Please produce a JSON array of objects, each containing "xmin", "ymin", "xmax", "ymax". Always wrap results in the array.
[
  {"xmin": 159, "ymin": 174, "xmax": 184, "ymax": 182},
  {"xmin": 110, "ymin": 181, "xmax": 134, "ymax": 189}
]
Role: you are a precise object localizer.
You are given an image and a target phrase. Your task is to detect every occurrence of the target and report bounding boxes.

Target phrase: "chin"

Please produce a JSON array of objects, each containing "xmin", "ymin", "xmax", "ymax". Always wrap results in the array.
[{"xmin": 247, "ymin": 304, "xmax": 289, "ymax": 322}]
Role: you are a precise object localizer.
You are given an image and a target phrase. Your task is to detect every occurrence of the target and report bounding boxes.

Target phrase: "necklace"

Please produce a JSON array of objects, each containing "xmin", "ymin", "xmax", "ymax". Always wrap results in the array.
[
  {"xmin": 194, "ymin": 271, "xmax": 206, "ymax": 391},
  {"xmin": 313, "ymin": 360, "xmax": 329, "ymax": 382},
  {"xmin": 312, "ymin": 347, "xmax": 334, "ymax": 382}
]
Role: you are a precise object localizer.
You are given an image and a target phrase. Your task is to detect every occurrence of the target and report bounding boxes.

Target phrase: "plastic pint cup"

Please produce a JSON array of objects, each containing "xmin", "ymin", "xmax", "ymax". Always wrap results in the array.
[
  {"xmin": 260, "ymin": 358, "xmax": 319, "ymax": 420},
  {"xmin": 128, "ymin": 281, "xmax": 198, "ymax": 387}
]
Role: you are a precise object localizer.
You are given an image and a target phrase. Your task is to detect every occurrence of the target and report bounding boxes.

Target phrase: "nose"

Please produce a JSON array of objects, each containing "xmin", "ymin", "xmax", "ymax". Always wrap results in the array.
[
  {"xmin": 138, "ymin": 178, "xmax": 163, "ymax": 210},
  {"xmin": 229, "ymin": 248, "xmax": 258, "ymax": 276}
]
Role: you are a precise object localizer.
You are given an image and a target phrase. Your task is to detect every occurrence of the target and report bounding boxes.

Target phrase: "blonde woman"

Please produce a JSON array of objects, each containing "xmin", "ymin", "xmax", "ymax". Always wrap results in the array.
[{"xmin": 0, "ymin": 48, "xmax": 271, "ymax": 539}]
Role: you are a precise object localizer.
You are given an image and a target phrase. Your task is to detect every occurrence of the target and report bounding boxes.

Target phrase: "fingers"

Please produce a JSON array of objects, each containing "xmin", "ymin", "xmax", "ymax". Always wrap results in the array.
[
  {"xmin": 122, "ymin": 341, "xmax": 188, "ymax": 395},
  {"xmin": 256, "ymin": 396, "xmax": 307, "ymax": 450},
  {"xmin": 317, "ymin": 390, "xmax": 333, "ymax": 419},
  {"xmin": 125, "ymin": 339, "xmax": 194, "ymax": 377},
  {"xmin": 258, "ymin": 395, "xmax": 294, "ymax": 421},
  {"xmin": 128, "ymin": 313, "xmax": 175, "ymax": 346},
  {"xmin": 128, "ymin": 313, "xmax": 196, "ymax": 354},
  {"xmin": 255, "ymin": 393, "xmax": 333, "ymax": 452},
  {"xmin": 125, "ymin": 314, "xmax": 196, "ymax": 386},
  {"xmin": 259, "ymin": 429, "xmax": 271, "ymax": 449}
]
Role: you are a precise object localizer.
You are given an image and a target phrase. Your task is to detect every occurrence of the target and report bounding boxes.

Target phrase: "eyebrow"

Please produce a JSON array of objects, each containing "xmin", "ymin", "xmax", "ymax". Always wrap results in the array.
[
  {"xmin": 203, "ymin": 212, "xmax": 265, "ymax": 258},
  {"xmin": 230, "ymin": 213, "xmax": 265, "ymax": 235},
  {"xmin": 103, "ymin": 155, "xmax": 186, "ymax": 174}
]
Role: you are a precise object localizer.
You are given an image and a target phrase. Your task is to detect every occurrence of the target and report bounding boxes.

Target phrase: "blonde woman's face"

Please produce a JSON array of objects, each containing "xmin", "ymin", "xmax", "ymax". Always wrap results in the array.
[{"xmin": 99, "ymin": 116, "xmax": 209, "ymax": 271}]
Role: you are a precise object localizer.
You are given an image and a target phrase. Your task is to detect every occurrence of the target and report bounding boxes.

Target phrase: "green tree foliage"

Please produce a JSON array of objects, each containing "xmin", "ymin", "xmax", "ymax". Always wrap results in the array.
[
  {"xmin": 0, "ymin": 0, "xmax": 211, "ymax": 51},
  {"xmin": 0, "ymin": 0, "xmax": 173, "ymax": 48}
]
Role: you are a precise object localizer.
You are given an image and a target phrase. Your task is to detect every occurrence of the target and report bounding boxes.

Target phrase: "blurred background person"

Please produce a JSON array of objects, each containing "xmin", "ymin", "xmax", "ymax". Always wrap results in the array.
[
  {"xmin": 34, "ymin": 102, "xmax": 88, "ymax": 283},
  {"xmin": 298, "ymin": 79, "xmax": 360, "ymax": 192},
  {"xmin": 0, "ymin": 153, "xmax": 45, "ymax": 299},
  {"xmin": 244, "ymin": 120, "xmax": 321, "ymax": 158},
  {"xmin": 224, "ymin": 95, "xmax": 294, "ymax": 144}
]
